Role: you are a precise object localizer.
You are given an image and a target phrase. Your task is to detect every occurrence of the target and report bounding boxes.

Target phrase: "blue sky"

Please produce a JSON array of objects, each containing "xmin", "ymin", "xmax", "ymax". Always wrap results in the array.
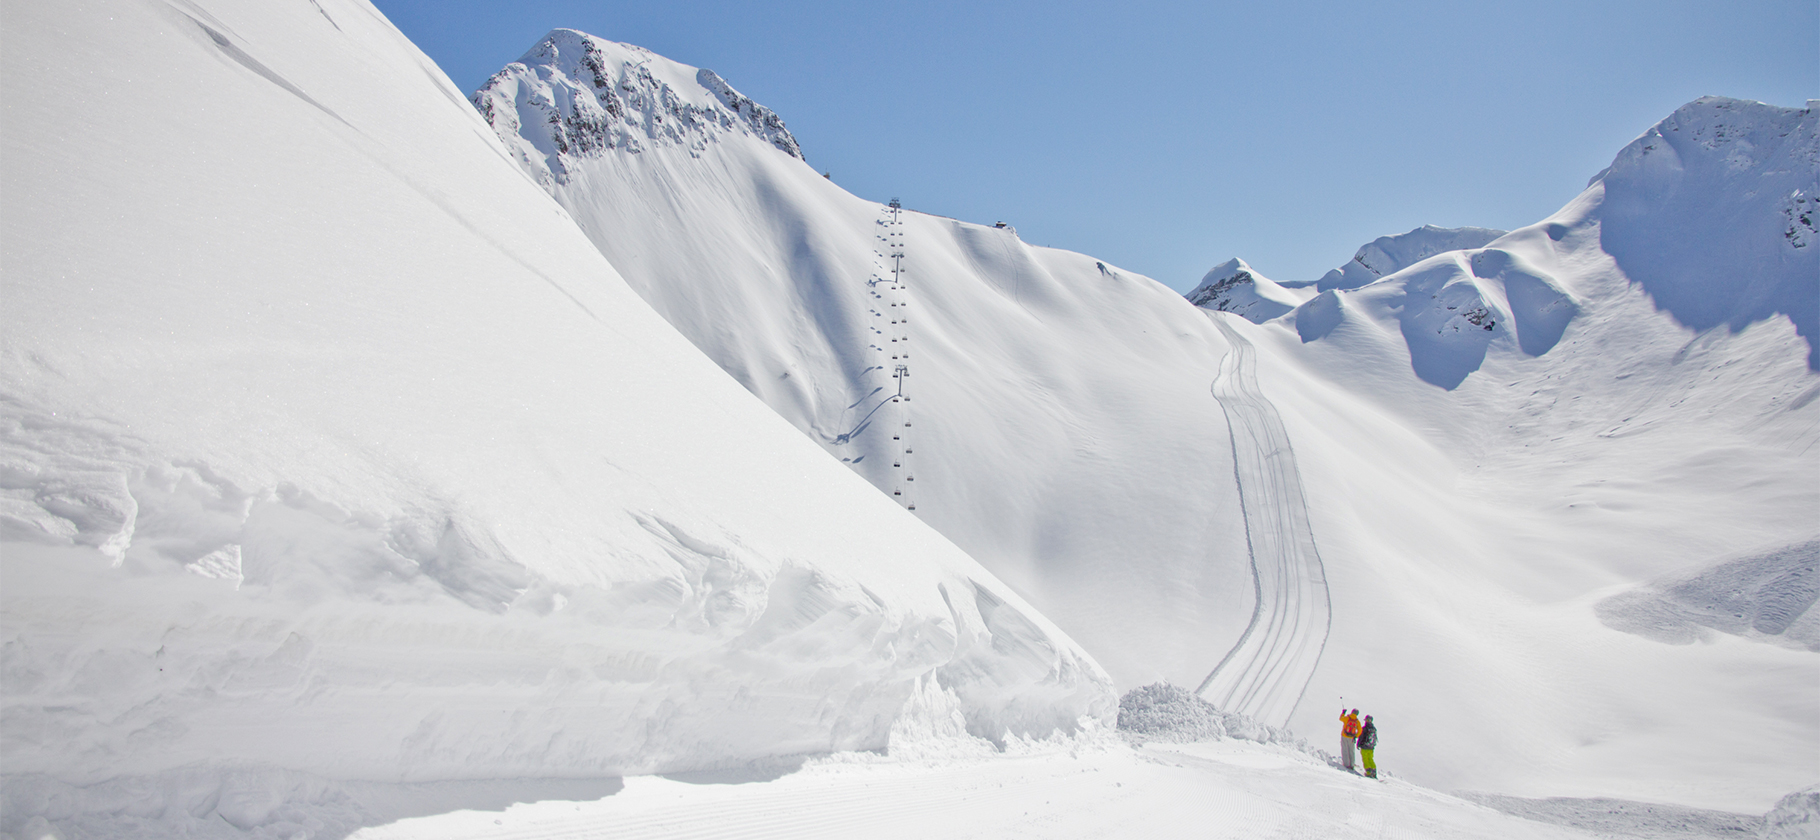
[{"xmin": 373, "ymin": 0, "xmax": 1817, "ymax": 292}]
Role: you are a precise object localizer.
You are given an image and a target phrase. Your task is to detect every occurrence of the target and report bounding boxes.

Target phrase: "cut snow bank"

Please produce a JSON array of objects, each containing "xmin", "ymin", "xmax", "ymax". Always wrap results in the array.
[{"xmin": 0, "ymin": 0, "xmax": 1111, "ymax": 833}]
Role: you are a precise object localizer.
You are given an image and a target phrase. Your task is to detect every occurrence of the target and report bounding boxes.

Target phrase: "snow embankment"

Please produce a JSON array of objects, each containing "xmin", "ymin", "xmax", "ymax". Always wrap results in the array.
[{"xmin": 0, "ymin": 1, "xmax": 1111, "ymax": 835}]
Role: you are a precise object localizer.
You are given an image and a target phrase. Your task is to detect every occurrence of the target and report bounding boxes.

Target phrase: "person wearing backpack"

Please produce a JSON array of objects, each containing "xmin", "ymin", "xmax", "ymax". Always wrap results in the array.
[{"xmin": 1358, "ymin": 715, "xmax": 1380, "ymax": 779}]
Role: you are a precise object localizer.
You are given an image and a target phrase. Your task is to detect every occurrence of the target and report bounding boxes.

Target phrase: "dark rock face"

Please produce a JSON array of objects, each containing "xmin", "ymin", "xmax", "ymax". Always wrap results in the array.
[{"xmin": 1187, "ymin": 268, "xmax": 1257, "ymax": 311}]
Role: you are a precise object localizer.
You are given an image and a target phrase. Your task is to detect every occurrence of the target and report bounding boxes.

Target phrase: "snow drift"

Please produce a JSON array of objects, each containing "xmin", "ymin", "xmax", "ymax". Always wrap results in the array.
[{"xmin": 0, "ymin": 0, "xmax": 1111, "ymax": 833}]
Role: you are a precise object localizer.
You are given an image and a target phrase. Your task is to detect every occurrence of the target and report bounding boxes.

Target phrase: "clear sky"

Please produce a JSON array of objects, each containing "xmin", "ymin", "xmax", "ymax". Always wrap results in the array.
[{"xmin": 372, "ymin": 0, "xmax": 1817, "ymax": 292}]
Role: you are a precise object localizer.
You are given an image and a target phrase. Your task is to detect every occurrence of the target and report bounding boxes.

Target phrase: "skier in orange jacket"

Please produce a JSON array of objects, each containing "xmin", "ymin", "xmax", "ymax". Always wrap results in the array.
[{"xmin": 1340, "ymin": 709, "xmax": 1362, "ymax": 771}]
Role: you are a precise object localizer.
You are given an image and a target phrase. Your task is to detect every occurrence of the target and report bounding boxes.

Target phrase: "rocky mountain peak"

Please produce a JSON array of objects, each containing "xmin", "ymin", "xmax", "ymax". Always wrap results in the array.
[{"xmin": 471, "ymin": 29, "xmax": 803, "ymax": 185}]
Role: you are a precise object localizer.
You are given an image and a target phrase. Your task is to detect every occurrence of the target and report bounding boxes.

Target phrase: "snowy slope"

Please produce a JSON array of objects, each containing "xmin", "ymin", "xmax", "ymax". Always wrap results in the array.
[
  {"xmin": 0, "ymin": 1, "xmax": 1113, "ymax": 833},
  {"xmin": 1237, "ymin": 97, "xmax": 1818, "ymax": 809},
  {"xmin": 347, "ymin": 737, "xmax": 1618, "ymax": 840},
  {"xmin": 472, "ymin": 30, "xmax": 1262, "ymax": 699},
  {"xmin": 477, "ymin": 34, "xmax": 1817, "ymax": 814}
]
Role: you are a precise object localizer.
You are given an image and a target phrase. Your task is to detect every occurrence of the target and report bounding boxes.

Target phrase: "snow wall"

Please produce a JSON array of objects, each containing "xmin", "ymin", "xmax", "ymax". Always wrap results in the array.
[{"xmin": 0, "ymin": 0, "xmax": 1114, "ymax": 832}]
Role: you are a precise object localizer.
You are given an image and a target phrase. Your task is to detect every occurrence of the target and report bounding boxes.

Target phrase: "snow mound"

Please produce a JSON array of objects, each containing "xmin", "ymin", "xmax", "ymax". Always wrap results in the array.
[
  {"xmin": 1763, "ymin": 785, "xmax": 1820, "ymax": 840},
  {"xmin": 1302, "ymin": 225, "xmax": 1508, "ymax": 291},
  {"xmin": 1186, "ymin": 258, "xmax": 1305, "ymax": 323},
  {"xmin": 1117, "ymin": 683, "xmax": 1227, "ymax": 742},
  {"xmin": 1114, "ymin": 683, "xmax": 1309, "ymax": 751},
  {"xmin": 471, "ymin": 28, "xmax": 803, "ymax": 186},
  {"xmin": 1595, "ymin": 97, "xmax": 1819, "ymax": 369},
  {"xmin": 1596, "ymin": 538, "xmax": 1820, "ymax": 650}
]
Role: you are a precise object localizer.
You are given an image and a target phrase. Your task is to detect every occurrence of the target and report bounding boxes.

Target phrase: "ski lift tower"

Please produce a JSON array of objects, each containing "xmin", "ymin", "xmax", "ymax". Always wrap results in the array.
[{"xmin": 884, "ymin": 198, "xmax": 914, "ymax": 510}]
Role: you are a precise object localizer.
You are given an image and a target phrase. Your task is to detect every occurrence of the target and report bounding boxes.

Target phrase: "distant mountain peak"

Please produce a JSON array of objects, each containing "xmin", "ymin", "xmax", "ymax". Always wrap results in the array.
[
  {"xmin": 1187, "ymin": 258, "xmax": 1302, "ymax": 323},
  {"xmin": 471, "ymin": 29, "xmax": 803, "ymax": 185}
]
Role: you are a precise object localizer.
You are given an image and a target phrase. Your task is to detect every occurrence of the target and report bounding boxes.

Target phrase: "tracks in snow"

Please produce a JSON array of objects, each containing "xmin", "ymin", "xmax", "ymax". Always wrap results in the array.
[{"xmin": 1197, "ymin": 314, "xmax": 1331, "ymax": 728}]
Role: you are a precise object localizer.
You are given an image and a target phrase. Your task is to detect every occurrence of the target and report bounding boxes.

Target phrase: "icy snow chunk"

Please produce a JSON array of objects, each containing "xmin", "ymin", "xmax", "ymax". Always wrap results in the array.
[
  {"xmin": 1763, "ymin": 785, "xmax": 1820, "ymax": 840},
  {"xmin": 182, "ymin": 544, "xmax": 241, "ymax": 588}
]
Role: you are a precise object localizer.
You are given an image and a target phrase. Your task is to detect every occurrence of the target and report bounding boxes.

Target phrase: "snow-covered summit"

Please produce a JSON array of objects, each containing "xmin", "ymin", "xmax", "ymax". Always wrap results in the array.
[
  {"xmin": 1592, "ymin": 95, "xmax": 1817, "ymax": 368},
  {"xmin": 1186, "ymin": 257, "xmax": 1306, "ymax": 323},
  {"xmin": 471, "ymin": 28, "xmax": 803, "ymax": 185},
  {"xmin": 1277, "ymin": 96, "xmax": 1816, "ymax": 389}
]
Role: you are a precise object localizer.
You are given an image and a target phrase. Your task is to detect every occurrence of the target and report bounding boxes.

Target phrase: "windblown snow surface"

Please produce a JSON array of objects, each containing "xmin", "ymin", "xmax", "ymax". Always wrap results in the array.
[
  {"xmin": 2, "ymin": 2, "xmax": 1816, "ymax": 838},
  {"xmin": 474, "ymin": 21, "xmax": 1819, "ymax": 819}
]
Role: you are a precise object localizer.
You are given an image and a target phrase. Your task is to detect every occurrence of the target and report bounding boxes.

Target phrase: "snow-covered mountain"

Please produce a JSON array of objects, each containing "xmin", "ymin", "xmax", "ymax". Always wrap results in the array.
[
  {"xmin": 0, "ymin": 3, "xmax": 1110, "ymax": 834},
  {"xmin": 474, "ymin": 27, "xmax": 1817, "ymax": 812},
  {"xmin": 1185, "ymin": 258, "xmax": 1309, "ymax": 323},
  {"xmin": 471, "ymin": 29, "xmax": 1262, "ymax": 703},
  {"xmin": 2, "ymin": 2, "xmax": 1813, "ymax": 834},
  {"xmin": 1198, "ymin": 95, "xmax": 1817, "ymax": 808}
]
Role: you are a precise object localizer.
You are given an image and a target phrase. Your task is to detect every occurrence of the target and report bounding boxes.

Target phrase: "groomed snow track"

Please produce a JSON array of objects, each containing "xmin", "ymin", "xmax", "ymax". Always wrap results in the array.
[{"xmin": 1197, "ymin": 314, "xmax": 1332, "ymax": 727}]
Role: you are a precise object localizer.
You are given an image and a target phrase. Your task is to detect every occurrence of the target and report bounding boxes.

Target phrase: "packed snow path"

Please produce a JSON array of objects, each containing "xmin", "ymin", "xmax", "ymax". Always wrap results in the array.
[
  {"xmin": 1197, "ymin": 315, "xmax": 1332, "ymax": 726},
  {"xmin": 348, "ymin": 740, "xmax": 1601, "ymax": 840}
]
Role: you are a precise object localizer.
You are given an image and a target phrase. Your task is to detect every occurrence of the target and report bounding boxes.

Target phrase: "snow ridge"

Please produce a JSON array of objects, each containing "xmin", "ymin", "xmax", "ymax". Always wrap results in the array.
[
  {"xmin": 471, "ymin": 28, "xmax": 802, "ymax": 186},
  {"xmin": 1295, "ymin": 225, "xmax": 1508, "ymax": 292}
]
